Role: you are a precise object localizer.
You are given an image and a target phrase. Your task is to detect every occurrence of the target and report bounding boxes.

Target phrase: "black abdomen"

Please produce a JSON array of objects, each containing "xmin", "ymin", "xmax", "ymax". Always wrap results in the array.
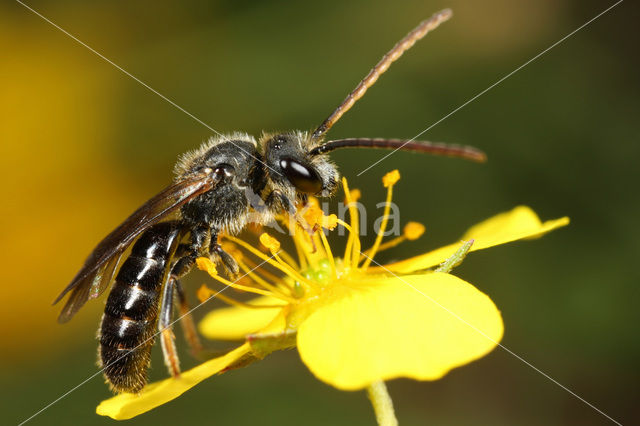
[{"xmin": 98, "ymin": 222, "xmax": 181, "ymax": 393}]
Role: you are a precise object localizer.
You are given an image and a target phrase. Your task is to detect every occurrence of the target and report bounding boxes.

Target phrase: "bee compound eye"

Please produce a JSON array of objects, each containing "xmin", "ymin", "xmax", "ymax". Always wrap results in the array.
[{"xmin": 279, "ymin": 158, "xmax": 323, "ymax": 194}]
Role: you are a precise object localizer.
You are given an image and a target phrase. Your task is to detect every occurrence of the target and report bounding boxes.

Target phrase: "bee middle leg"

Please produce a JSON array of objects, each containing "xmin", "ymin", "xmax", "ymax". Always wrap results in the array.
[
  {"xmin": 171, "ymin": 225, "xmax": 211, "ymax": 279},
  {"xmin": 172, "ymin": 226, "xmax": 238, "ymax": 278}
]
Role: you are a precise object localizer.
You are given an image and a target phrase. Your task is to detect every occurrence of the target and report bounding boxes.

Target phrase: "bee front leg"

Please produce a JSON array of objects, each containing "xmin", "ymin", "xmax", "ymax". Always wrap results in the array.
[{"xmin": 209, "ymin": 230, "xmax": 239, "ymax": 278}]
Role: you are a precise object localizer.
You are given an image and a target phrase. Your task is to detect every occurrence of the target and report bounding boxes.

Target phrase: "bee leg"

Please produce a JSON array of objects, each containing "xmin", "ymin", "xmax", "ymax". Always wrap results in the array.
[
  {"xmin": 171, "ymin": 225, "xmax": 211, "ymax": 279},
  {"xmin": 174, "ymin": 279, "xmax": 205, "ymax": 358},
  {"xmin": 156, "ymin": 225, "xmax": 213, "ymax": 369},
  {"xmin": 159, "ymin": 277, "xmax": 181, "ymax": 378},
  {"xmin": 209, "ymin": 231, "xmax": 240, "ymax": 278}
]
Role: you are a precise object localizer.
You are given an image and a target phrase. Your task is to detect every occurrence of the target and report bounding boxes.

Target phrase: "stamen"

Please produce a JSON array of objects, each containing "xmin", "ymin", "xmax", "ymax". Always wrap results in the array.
[
  {"xmin": 342, "ymin": 178, "xmax": 362, "ymax": 269},
  {"xmin": 287, "ymin": 215, "xmax": 319, "ymax": 265},
  {"xmin": 322, "ymin": 214, "xmax": 339, "ymax": 230},
  {"xmin": 236, "ymin": 258, "xmax": 292, "ymax": 298},
  {"xmin": 278, "ymin": 249, "xmax": 300, "ymax": 270},
  {"xmin": 403, "ymin": 221, "xmax": 426, "ymax": 240},
  {"xmin": 293, "ymin": 210, "xmax": 318, "ymax": 253},
  {"xmin": 273, "ymin": 252, "xmax": 310, "ymax": 285},
  {"xmin": 303, "ymin": 203, "xmax": 324, "ymax": 229},
  {"xmin": 336, "ymin": 217, "xmax": 360, "ymax": 271},
  {"xmin": 220, "ymin": 238, "xmax": 292, "ymax": 296},
  {"xmin": 260, "ymin": 233, "xmax": 281, "ymax": 252},
  {"xmin": 259, "ymin": 233, "xmax": 292, "ymax": 267},
  {"xmin": 361, "ymin": 221, "xmax": 425, "ymax": 258},
  {"xmin": 301, "ymin": 205, "xmax": 338, "ymax": 269},
  {"xmin": 272, "ymin": 247, "xmax": 318, "ymax": 290},
  {"xmin": 293, "ymin": 237, "xmax": 309, "ymax": 270},
  {"xmin": 196, "ymin": 258, "xmax": 295, "ymax": 302},
  {"xmin": 361, "ymin": 170, "xmax": 399, "ymax": 270},
  {"xmin": 382, "ymin": 170, "xmax": 400, "ymax": 187},
  {"xmin": 197, "ymin": 285, "xmax": 286, "ymax": 309},
  {"xmin": 336, "ymin": 218, "xmax": 353, "ymax": 232},
  {"xmin": 225, "ymin": 234, "xmax": 319, "ymax": 291},
  {"xmin": 318, "ymin": 230, "xmax": 337, "ymax": 279},
  {"xmin": 344, "ymin": 188, "xmax": 361, "ymax": 204},
  {"xmin": 285, "ymin": 217, "xmax": 312, "ymax": 269},
  {"xmin": 238, "ymin": 256, "xmax": 287, "ymax": 288},
  {"xmin": 362, "ymin": 236, "xmax": 405, "ymax": 258}
]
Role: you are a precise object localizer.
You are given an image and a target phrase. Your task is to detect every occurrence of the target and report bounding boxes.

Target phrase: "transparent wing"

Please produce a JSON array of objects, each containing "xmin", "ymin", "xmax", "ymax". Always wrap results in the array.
[{"xmin": 54, "ymin": 172, "xmax": 216, "ymax": 323}]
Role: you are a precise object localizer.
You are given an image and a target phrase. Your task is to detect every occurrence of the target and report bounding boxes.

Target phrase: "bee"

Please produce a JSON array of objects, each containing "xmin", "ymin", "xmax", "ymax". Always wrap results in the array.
[{"xmin": 54, "ymin": 9, "xmax": 485, "ymax": 393}]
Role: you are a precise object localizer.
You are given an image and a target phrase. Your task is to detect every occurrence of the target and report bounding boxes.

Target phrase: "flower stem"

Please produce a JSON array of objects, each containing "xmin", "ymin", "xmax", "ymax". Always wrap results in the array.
[{"xmin": 366, "ymin": 381, "xmax": 398, "ymax": 426}]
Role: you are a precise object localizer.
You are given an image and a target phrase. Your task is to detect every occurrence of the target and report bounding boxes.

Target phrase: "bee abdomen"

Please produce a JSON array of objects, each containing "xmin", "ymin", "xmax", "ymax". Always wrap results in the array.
[
  {"xmin": 98, "ymin": 222, "xmax": 181, "ymax": 393},
  {"xmin": 99, "ymin": 268, "xmax": 162, "ymax": 393},
  {"xmin": 98, "ymin": 309, "xmax": 154, "ymax": 393}
]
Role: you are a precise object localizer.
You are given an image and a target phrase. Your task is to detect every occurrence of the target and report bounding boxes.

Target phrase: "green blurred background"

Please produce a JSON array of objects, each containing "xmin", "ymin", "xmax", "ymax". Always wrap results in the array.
[{"xmin": 2, "ymin": 0, "xmax": 637, "ymax": 424}]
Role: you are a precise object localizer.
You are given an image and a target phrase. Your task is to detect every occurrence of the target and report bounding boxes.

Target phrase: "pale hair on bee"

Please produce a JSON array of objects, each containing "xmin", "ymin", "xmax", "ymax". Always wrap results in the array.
[{"xmin": 173, "ymin": 131, "xmax": 257, "ymax": 180}]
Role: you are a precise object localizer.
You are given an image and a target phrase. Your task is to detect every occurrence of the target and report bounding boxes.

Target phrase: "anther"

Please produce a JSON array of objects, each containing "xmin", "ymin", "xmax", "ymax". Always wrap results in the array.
[
  {"xmin": 259, "ymin": 233, "xmax": 281, "ymax": 253},
  {"xmin": 403, "ymin": 222, "xmax": 426, "ymax": 240},
  {"xmin": 382, "ymin": 170, "xmax": 401, "ymax": 187}
]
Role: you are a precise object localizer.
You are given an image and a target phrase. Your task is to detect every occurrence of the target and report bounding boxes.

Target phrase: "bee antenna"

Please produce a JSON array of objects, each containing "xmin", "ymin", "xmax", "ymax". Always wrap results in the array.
[
  {"xmin": 310, "ymin": 9, "xmax": 452, "ymax": 142},
  {"xmin": 308, "ymin": 138, "xmax": 487, "ymax": 163}
]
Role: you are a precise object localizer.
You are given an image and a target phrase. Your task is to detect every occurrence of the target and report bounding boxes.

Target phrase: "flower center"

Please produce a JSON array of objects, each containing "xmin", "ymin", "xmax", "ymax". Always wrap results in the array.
[{"xmin": 196, "ymin": 171, "xmax": 424, "ymax": 322}]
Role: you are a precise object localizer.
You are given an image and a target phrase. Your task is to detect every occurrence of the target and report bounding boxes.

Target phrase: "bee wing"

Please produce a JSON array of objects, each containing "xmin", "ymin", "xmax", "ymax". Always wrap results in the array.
[
  {"xmin": 56, "ymin": 251, "xmax": 125, "ymax": 324},
  {"xmin": 54, "ymin": 172, "xmax": 216, "ymax": 323}
]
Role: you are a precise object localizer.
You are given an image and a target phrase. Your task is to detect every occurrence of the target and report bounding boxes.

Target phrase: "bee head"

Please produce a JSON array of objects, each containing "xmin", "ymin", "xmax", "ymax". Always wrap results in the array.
[{"xmin": 262, "ymin": 131, "xmax": 338, "ymax": 198}]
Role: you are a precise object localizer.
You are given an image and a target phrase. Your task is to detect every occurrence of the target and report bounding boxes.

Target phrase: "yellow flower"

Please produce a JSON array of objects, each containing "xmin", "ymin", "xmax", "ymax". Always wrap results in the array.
[{"xmin": 97, "ymin": 171, "xmax": 569, "ymax": 420}]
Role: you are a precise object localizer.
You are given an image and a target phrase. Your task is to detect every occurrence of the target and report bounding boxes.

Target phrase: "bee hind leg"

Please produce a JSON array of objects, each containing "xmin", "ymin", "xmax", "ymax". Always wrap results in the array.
[
  {"xmin": 159, "ymin": 277, "xmax": 181, "ymax": 378},
  {"xmin": 174, "ymin": 279, "xmax": 207, "ymax": 359}
]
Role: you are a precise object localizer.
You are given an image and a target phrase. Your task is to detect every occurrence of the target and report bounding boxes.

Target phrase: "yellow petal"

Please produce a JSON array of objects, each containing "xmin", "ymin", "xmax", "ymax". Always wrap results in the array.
[
  {"xmin": 96, "ymin": 343, "xmax": 251, "ymax": 420},
  {"xmin": 297, "ymin": 273, "xmax": 503, "ymax": 390},
  {"xmin": 460, "ymin": 205, "xmax": 566, "ymax": 241},
  {"xmin": 199, "ymin": 296, "xmax": 283, "ymax": 340},
  {"xmin": 383, "ymin": 206, "xmax": 569, "ymax": 274}
]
